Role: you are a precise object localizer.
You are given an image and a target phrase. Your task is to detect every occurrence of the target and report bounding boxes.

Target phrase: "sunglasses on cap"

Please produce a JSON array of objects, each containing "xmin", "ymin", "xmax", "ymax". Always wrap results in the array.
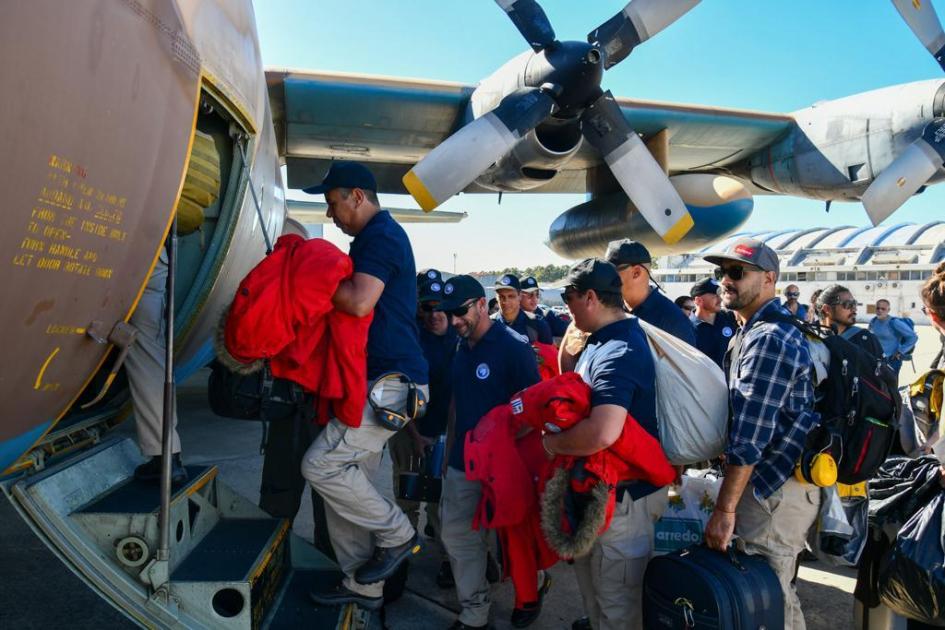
[
  {"xmin": 444, "ymin": 299, "xmax": 476, "ymax": 318},
  {"xmin": 713, "ymin": 265, "xmax": 755, "ymax": 281}
]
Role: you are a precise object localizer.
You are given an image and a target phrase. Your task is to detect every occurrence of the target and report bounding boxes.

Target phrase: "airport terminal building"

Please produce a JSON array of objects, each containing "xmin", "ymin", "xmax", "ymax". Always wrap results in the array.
[{"xmin": 653, "ymin": 222, "xmax": 945, "ymax": 324}]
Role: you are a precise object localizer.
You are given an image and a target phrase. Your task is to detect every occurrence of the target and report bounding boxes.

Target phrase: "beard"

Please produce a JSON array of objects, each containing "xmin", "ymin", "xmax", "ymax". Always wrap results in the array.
[{"xmin": 722, "ymin": 283, "xmax": 759, "ymax": 311}]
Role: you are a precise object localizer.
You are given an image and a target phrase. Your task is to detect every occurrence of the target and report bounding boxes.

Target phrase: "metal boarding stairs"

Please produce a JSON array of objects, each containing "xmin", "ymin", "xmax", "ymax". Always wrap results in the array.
[{"xmin": 9, "ymin": 437, "xmax": 377, "ymax": 629}]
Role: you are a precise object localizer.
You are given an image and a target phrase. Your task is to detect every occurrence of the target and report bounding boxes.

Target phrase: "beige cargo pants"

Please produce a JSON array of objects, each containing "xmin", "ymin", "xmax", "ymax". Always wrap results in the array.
[
  {"xmin": 126, "ymin": 249, "xmax": 180, "ymax": 457},
  {"xmin": 573, "ymin": 486, "xmax": 670, "ymax": 630},
  {"xmin": 735, "ymin": 476, "xmax": 821, "ymax": 630},
  {"xmin": 440, "ymin": 466, "xmax": 492, "ymax": 627},
  {"xmin": 301, "ymin": 379, "xmax": 427, "ymax": 598}
]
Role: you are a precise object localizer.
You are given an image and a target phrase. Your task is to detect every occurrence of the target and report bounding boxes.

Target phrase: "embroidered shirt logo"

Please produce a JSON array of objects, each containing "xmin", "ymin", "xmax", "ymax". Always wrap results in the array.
[{"xmin": 476, "ymin": 363, "xmax": 490, "ymax": 379}]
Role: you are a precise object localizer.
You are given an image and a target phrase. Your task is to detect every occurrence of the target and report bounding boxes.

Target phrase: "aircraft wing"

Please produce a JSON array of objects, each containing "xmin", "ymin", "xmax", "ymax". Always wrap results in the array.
[
  {"xmin": 287, "ymin": 200, "xmax": 467, "ymax": 224},
  {"xmin": 267, "ymin": 69, "xmax": 795, "ymax": 194}
]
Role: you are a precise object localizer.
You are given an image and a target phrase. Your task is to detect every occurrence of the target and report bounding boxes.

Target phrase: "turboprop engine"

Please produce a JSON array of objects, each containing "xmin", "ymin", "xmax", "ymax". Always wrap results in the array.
[
  {"xmin": 548, "ymin": 174, "xmax": 753, "ymax": 259},
  {"xmin": 475, "ymin": 117, "xmax": 583, "ymax": 191}
]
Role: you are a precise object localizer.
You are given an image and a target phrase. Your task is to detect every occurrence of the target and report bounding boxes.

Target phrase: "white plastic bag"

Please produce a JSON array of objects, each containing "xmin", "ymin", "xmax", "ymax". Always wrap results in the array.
[
  {"xmin": 653, "ymin": 471, "xmax": 722, "ymax": 554},
  {"xmin": 638, "ymin": 320, "xmax": 729, "ymax": 465}
]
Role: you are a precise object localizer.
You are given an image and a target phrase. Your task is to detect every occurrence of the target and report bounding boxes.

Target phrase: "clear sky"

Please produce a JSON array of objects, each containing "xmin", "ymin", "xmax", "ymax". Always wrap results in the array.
[{"xmin": 253, "ymin": 0, "xmax": 945, "ymax": 273}]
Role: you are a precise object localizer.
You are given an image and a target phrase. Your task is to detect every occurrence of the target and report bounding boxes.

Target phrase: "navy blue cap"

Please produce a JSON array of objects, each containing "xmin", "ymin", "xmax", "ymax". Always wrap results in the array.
[
  {"xmin": 303, "ymin": 161, "xmax": 377, "ymax": 195},
  {"xmin": 417, "ymin": 268, "xmax": 445, "ymax": 303},
  {"xmin": 494, "ymin": 274, "xmax": 521, "ymax": 291},
  {"xmin": 435, "ymin": 275, "xmax": 486, "ymax": 311},
  {"xmin": 521, "ymin": 276, "xmax": 540, "ymax": 293},
  {"xmin": 605, "ymin": 239, "xmax": 652, "ymax": 267},
  {"xmin": 690, "ymin": 277, "xmax": 720, "ymax": 298},
  {"xmin": 564, "ymin": 258, "xmax": 622, "ymax": 295}
]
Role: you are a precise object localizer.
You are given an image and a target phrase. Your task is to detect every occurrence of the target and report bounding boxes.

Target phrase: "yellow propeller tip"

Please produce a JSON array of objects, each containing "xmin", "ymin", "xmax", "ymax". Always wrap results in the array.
[
  {"xmin": 662, "ymin": 213, "xmax": 695, "ymax": 245},
  {"xmin": 402, "ymin": 170, "xmax": 439, "ymax": 212}
]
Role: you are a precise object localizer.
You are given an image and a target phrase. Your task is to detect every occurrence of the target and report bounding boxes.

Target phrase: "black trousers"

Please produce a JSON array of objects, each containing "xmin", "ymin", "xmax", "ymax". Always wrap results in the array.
[{"xmin": 258, "ymin": 415, "xmax": 335, "ymax": 562}]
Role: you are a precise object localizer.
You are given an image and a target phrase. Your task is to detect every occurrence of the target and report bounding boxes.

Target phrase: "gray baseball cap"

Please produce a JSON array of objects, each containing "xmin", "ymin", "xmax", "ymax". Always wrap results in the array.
[{"xmin": 703, "ymin": 238, "xmax": 780, "ymax": 275}]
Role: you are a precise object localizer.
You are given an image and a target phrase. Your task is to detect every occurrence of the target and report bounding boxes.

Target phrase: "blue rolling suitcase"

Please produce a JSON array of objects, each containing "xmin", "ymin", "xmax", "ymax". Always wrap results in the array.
[{"xmin": 643, "ymin": 545, "xmax": 783, "ymax": 629}]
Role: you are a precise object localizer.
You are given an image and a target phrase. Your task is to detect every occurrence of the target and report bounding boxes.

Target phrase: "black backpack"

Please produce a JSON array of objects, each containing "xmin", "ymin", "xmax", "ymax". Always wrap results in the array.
[{"xmin": 763, "ymin": 314, "xmax": 902, "ymax": 484}]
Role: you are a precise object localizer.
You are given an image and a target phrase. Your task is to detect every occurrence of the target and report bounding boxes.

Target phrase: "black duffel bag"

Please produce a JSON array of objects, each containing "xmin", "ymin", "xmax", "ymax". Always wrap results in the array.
[{"xmin": 208, "ymin": 360, "xmax": 305, "ymax": 422}]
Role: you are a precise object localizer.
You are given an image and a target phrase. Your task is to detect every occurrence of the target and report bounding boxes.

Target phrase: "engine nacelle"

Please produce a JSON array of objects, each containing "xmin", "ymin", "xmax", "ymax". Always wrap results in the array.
[
  {"xmin": 748, "ymin": 80, "xmax": 945, "ymax": 200},
  {"xmin": 548, "ymin": 174, "xmax": 753, "ymax": 259},
  {"xmin": 475, "ymin": 117, "xmax": 583, "ymax": 192}
]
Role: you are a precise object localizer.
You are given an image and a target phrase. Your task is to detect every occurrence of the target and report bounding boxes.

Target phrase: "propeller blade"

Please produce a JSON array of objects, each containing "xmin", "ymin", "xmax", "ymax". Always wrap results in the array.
[
  {"xmin": 891, "ymin": 0, "xmax": 945, "ymax": 72},
  {"xmin": 581, "ymin": 91, "xmax": 693, "ymax": 244},
  {"xmin": 495, "ymin": 0, "xmax": 556, "ymax": 51},
  {"xmin": 403, "ymin": 88, "xmax": 556, "ymax": 211},
  {"xmin": 588, "ymin": 0, "xmax": 701, "ymax": 69},
  {"xmin": 862, "ymin": 118, "xmax": 945, "ymax": 224}
]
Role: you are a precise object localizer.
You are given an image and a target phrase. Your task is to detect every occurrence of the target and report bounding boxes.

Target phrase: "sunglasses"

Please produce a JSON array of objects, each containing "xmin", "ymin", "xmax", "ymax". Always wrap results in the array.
[
  {"xmin": 832, "ymin": 299, "xmax": 857, "ymax": 310},
  {"xmin": 713, "ymin": 266, "xmax": 751, "ymax": 281},
  {"xmin": 444, "ymin": 300, "xmax": 476, "ymax": 318},
  {"xmin": 420, "ymin": 302, "xmax": 437, "ymax": 312},
  {"xmin": 683, "ymin": 305, "xmax": 696, "ymax": 313},
  {"xmin": 785, "ymin": 292, "xmax": 800, "ymax": 298}
]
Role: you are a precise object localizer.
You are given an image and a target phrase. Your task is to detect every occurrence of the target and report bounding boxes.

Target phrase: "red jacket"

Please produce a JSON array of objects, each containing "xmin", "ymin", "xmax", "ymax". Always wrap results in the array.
[
  {"xmin": 464, "ymin": 373, "xmax": 675, "ymax": 603},
  {"xmin": 223, "ymin": 234, "xmax": 372, "ymax": 427}
]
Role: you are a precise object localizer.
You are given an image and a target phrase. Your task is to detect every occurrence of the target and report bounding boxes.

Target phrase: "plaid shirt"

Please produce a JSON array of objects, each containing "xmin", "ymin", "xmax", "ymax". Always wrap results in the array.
[{"xmin": 724, "ymin": 299, "xmax": 819, "ymax": 498}]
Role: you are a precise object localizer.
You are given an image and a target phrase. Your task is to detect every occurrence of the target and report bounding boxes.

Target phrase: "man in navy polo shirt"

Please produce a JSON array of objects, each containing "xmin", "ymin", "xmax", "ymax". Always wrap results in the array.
[
  {"xmin": 301, "ymin": 161, "xmax": 429, "ymax": 611},
  {"xmin": 691, "ymin": 277, "xmax": 738, "ymax": 369},
  {"xmin": 435, "ymin": 275, "xmax": 543, "ymax": 630},
  {"xmin": 493, "ymin": 273, "xmax": 553, "ymax": 344},
  {"xmin": 605, "ymin": 239, "xmax": 696, "ymax": 346},
  {"xmin": 520, "ymin": 275, "xmax": 571, "ymax": 340},
  {"xmin": 544, "ymin": 258, "xmax": 667, "ymax": 630}
]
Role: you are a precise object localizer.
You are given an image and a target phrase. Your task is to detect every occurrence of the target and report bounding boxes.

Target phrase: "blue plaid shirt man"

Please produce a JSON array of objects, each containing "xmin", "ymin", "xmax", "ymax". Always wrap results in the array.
[{"xmin": 724, "ymin": 298, "xmax": 819, "ymax": 498}]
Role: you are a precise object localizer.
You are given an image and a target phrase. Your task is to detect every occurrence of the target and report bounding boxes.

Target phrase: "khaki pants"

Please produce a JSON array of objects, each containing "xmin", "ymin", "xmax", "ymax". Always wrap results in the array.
[
  {"xmin": 126, "ymin": 250, "xmax": 180, "ymax": 457},
  {"xmin": 440, "ymin": 466, "xmax": 491, "ymax": 627},
  {"xmin": 573, "ymin": 486, "xmax": 669, "ymax": 630},
  {"xmin": 301, "ymin": 380, "xmax": 426, "ymax": 598},
  {"xmin": 735, "ymin": 477, "xmax": 820, "ymax": 630}
]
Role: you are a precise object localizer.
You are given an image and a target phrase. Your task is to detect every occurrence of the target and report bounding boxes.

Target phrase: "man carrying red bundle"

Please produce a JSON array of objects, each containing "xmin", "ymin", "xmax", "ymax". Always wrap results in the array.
[{"xmin": 543, "ymin": 258, "xmax": 671, "ymax": 630}]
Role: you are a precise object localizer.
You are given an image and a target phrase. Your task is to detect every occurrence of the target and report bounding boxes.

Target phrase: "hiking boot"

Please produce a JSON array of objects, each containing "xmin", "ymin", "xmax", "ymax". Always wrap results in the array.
[
  {"xmin": 309, "ymin": 582, "xmax": 382, "ymax": 611},
  {"xmin": 134, "ymin": 454, "xmax": 188, "ymax": 484},
  {"xmin": 354, "ymin": 533, "xmax": 422, "ymax": 585},
  {"xmin": 571, "ymin": 617, "xmax": 591, "ymax": 630},
  {"xmin": 510, "ymin": 573, "xmax": 551, "ymax": 628}
]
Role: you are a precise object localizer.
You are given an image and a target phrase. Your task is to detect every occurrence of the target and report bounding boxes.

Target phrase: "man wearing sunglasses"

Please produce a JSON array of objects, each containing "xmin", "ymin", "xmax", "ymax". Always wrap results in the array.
[
  {"xmin": 781, "ymin": 283, "xmax": 808, "ymax": 321},
  {"xmin": 547, "ymin": 258, "xmax": 666, "ymax": 630},
  {"xmin": 604, "ymin": 239, "xmax": 696, "ymax": 347},
  {"xmin": 301, "ymin": 161, "xmax": 429, "ymax": 611},
  {"xmin": 434, "ymin": 275, "xmax": 543, "ymax": 630},
  {"xmin": 701, "ymin": 238, "xmax": 820, "ymax": 630},
  {"xmin": 815, "ymin": 284, "xmax": 884, "ymax": 360},
  {"xmin": 869, "ymin": 298, "xmax": 919, "ymax": 376}
]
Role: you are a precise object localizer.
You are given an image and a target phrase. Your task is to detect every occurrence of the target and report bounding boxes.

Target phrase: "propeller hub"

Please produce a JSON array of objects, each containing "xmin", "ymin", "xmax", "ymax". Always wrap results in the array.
[{"xmin": 525, "ymin": 40, "xmax": 604, "ymax": 114}]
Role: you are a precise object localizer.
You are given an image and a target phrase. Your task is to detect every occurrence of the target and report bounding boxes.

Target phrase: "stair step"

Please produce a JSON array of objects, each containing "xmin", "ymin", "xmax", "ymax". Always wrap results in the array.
[
  {"xmin": 266, "ymin": 569, "xmax": 375, "ymax": 630},
  {"xmin": 76, "ymin": 465, "xmax": 214, "ymax": 514},
  {"xmin": 173, "ymin": 518, "xmax": 288, "ymax": 583}
]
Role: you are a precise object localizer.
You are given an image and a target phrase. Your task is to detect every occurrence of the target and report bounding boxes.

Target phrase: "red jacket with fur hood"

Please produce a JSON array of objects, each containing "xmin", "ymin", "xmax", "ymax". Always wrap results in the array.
[{"xmin": 218, "ymin": 234, "xmax": 372, "ymax": 427}]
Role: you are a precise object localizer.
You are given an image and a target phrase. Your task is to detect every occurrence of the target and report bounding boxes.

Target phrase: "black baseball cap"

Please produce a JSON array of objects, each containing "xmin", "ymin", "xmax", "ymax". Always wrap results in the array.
[
  {"xmin": 563, "ymin": 258, "xmax": 622, "ymax": 295},
  {"xmin": 704, "ymin": 238, "xmax": 780, "ymax": 275},
  {"xmin": 494, "ymin": 274, "xmax": 521, "ymax": 292},
  {"xmin": 690, "ymin": 277, "xmax": 721, "ymax": 298},
  {"xmin": 434, "ymin": 275, "xmax": 486, "ymax": 311},
  {"xmin": 521, "ymin": 276, "xmax": 540, "ymax": 293},
  {"xmin": 303, "ymin": 161, "xmax": 377, "ymax": 195},
  {"xmin": 605, "ymin": 239, "xmax": 652, "ymax": 267},
  {"xmin": 417, "ymin": 268, "xmax": 445, "ymax": 303}
]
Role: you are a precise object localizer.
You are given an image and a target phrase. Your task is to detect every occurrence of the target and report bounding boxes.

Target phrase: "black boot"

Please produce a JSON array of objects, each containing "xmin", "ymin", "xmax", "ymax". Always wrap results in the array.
[
  {"xmin": 134, "ymin": 454, "xmax": 188, "ymax": 484},
  {"xmin": 354, "ymin": 533, "xmax": 422, "ymax": 585}
]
